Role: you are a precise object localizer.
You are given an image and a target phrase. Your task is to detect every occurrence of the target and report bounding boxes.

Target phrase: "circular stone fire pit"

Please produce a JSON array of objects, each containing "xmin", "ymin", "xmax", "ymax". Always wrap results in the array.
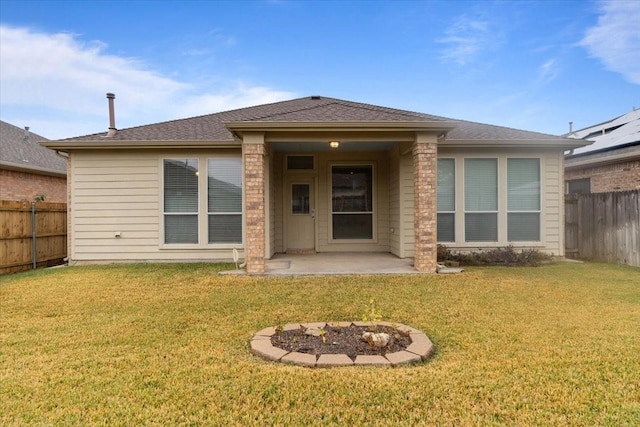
[{"xmin": 250, "ymin": 321, "xmax": 434, "ymax": 367}]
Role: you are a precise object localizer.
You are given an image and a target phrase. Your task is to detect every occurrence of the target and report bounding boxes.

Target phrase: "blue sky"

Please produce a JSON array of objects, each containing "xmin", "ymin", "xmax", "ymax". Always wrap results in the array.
[{"xmin": 1, "ymin": 0, "xmax": 638, "ymax": 140}]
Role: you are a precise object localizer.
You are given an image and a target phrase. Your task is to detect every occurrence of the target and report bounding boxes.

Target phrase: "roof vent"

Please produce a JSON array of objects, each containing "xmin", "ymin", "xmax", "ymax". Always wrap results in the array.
[{"xmin": 310, "ymin": 95, "xmax": 321, "ymax": 100}]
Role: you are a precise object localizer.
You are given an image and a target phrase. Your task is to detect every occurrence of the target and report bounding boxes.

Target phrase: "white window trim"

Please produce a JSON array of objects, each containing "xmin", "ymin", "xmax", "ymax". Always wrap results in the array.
[
  {"xmin": 463, "ymin": 157, "xmax": 499, "ymax": 243},
  {"xmin": 159, "ymin": 154, "xmax": 244, "ymax": 249},
  {"xmin": 438, "ymin": 153, "xmax": 545, "ymax": 248},
  {"xmin": 506, "ymin": 157, "xmax": 542, "ymax": 243},
  {"xmin": 437, "ymin": 158, "xmax": 456, "ymax": 243},
  {"xmin": 328, "ymin": 162, "xmax": 377, "ymax": 244}
]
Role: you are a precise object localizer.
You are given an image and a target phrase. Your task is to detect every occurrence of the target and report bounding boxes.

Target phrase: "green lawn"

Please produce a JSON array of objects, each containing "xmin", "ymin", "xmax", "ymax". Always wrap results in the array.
[{"xmin": 1, "ymin": 262, "xmax": 639, "ymax": 425}]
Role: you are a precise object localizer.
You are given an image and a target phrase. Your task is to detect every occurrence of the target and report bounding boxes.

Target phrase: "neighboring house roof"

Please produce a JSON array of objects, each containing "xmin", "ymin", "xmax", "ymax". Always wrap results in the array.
[
  {"xmin": 565, "ymin": 109, "xmax": 640, "ymax": 169},
  {"xmin": 47, "ymin": 96, "xmax": 583, "ymax": 149},
  {"xmin": 0, "ymin": 120, "xmax": 67, "ymax": 176},
  {"xmin": 567, "ymin": 109, "xmax": 640, "ymax": 155}
]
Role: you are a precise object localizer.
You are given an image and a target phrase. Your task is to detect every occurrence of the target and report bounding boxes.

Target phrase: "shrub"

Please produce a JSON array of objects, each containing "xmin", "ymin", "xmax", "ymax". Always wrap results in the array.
[{"xmin": 437, "ymin": 245, "xmax": 552, "ymax": 267}]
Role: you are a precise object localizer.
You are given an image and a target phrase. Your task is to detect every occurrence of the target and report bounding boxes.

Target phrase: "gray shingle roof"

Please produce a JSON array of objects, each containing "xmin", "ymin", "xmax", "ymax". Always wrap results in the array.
[
  {"xmin": 57, "ymin": 96, "xmax": 566, "ymax": 143},
  {"xmin": 0, "ymin": 120, "xmax": 66, "ymax": 173}
]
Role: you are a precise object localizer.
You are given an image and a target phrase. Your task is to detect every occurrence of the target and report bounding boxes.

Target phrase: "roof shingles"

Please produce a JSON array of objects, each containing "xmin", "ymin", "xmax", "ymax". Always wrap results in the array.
[
  {"xmin": 1, "ymin": 120, "xmax": 66, "ymax": 172},
  {"xmin": 57, "ymin": 96, "xmax": 566, "ymax": 143}
]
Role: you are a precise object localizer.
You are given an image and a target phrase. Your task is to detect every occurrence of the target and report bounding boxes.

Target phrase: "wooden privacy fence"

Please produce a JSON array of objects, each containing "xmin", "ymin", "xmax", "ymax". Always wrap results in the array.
[
  {"xmin": 0, "ymin": 200, "xmax": 67, "ymax": 275},
  {"xmin": 565, "ymin": 190, "xmax": 640, "ymax": 267}
]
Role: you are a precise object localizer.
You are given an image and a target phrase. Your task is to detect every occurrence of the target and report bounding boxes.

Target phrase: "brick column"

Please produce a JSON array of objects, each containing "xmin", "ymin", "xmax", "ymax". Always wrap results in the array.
[
  {"xmin": 413, "ymin": 133, "xmax": 438, "ymax": 272},
  {"xmin": 243, "ymin": 134, "xmax": 266, "ymax": 274}
]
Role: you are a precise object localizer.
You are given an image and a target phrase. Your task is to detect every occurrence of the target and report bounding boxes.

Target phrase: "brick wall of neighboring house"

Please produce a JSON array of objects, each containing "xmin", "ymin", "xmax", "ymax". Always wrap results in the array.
[
  {"xmin": 0, "ymin": 169, "xmax": 67, "ymax": 202},
  {"xmin": 565, "ymin": 160, "xmax": 640, "ymax": 193}
]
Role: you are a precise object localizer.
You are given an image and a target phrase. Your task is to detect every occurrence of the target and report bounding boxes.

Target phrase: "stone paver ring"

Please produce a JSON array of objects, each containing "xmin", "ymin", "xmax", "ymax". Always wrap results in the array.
[{"xmin": 250, "ymin": 321, "xmax": 434, "ymax": 367}]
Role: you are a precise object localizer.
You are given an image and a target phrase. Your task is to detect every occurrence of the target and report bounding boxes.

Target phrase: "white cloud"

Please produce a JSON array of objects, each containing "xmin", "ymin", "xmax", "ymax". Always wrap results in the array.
[
  {"xmin": 538, "ymin": 59, "xmax": 560, "ymax": 84},
  {"xmin": 178, "ymin": 84, "xmax": 297, "ymax": 118},
  {"xmin": 437, "ymin": 15, "xmax": 501, "ymax": 65},
  {"xmin": 580, "ymin": 0, "xmax": 640, "ymax": 84},
  {"xmin": 0, "ymin": 25, "xmax": 294, "ymax": 139}
]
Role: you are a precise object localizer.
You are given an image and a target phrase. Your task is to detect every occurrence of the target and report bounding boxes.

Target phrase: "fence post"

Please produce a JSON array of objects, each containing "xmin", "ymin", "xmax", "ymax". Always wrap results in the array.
[{"xmin": 32, "ymin": 202, "xmax": 37, "ymax": 269}]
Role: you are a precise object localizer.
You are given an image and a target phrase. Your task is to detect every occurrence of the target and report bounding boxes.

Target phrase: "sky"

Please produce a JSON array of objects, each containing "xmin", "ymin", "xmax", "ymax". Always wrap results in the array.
[{"xmin": 1, "ymin": 0, "xmax": 639, "ymax": 140}]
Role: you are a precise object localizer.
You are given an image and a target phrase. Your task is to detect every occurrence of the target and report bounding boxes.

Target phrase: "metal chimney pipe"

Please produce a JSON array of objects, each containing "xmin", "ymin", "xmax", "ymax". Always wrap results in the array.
[
  {"xmin": 568, "ymin": 121, "xmax": 573, "ymax": 133},
  {"xmin": 106, "ymin": 93, "xmax": 117, "ymax": 137}
]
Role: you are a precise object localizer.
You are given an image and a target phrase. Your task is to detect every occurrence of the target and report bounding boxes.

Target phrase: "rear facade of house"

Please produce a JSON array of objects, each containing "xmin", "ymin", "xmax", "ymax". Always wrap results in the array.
[{"xmin": 46, "ymin": 96, "xmax": 585, "ymax": 273}]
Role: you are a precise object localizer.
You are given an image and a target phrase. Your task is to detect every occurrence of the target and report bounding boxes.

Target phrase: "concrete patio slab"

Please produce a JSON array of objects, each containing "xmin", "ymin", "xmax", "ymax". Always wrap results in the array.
[{"xmin": 264, "ymin": 253, "xmax": 422, "ymax": 276}]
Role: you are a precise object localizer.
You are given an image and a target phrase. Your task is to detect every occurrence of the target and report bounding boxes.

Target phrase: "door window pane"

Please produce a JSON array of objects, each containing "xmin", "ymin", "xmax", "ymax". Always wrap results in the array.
[{"xmin": 291, "ymin": 184, "xmax": 310, "ymax": 214}]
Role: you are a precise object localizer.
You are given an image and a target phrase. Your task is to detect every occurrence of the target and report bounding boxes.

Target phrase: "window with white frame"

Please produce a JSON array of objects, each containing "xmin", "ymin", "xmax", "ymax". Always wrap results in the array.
[
  {"xmin": 207, "ymin": 157, "xmax": 243, "ymax": 244},
  {"xmin": 331, "ymin": 165, "xmax": 373, "ymax": 240},
  {"xmin": 437, "ymin": 158, "xmax": 455, "ymax": 242},
  {"xmin": 163, "ymin": 155, "xmax": 243, "ymax": 246},
  {"xmin": 164, "ymin": 159, "xmax": 199, "ymax": 244},
  {"xmin": 464, "ymin": 158, "xmax": 498, "ymax": 242},
  {"xmin": 507, "ymin": 158, "xmax": 540, "ymax": 241}
]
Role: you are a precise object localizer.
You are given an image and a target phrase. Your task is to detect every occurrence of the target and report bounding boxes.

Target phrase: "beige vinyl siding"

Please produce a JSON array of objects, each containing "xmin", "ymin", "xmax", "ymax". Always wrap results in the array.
[
  {"xmin": 542, "ymin": 151, "xmax": 563, "ymax": 255},
  {"xmin": 389, "ymin": 146, "xmax": 401, "ymax": 256},
  {"xmin": 70, "ymin": 149, "xmax": 242, "ymax": 265},
  {"xmin": 273, "ymin": 153, "xmax": 284, "ymax": 253},
  {"xmin": 399, "ymin": 149, "xmax": 415, "ymax": 258},
  {"xmin": 437, "ymin": 147, "xmax": 564, "ymax": 255},
  {"xmin": 388, "ymin": 143, "xmax": 415, "ymax": 259},
  {"xmin": 265, "ymin": 149, "xmax": 275, "ymax": 258}
]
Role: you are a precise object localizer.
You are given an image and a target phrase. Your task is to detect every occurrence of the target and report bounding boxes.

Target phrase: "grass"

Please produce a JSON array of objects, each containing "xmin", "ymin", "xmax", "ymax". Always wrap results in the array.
[{"xmin": 1, "ymin": 262, "xmax": 639, "ymax": 426}]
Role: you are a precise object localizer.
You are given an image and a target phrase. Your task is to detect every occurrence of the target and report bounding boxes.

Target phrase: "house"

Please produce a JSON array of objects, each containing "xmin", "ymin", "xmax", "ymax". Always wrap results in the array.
[
  {"xmin": 43, "ymin": 95, "xmax": 585, "ymax": 273},
  {"xmin": 565, "ymin": 109, "xmax": 640, "ymax": 194},
  {"xmin": 0, "ymin": 120, "xmax": 67, "ymax": 203}
]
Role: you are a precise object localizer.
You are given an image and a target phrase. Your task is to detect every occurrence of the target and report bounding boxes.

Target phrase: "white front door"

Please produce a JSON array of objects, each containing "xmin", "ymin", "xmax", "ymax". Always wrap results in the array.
[{"xmin": 286, "ymin": 179, "xmax": 315, "ymax": 252}]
